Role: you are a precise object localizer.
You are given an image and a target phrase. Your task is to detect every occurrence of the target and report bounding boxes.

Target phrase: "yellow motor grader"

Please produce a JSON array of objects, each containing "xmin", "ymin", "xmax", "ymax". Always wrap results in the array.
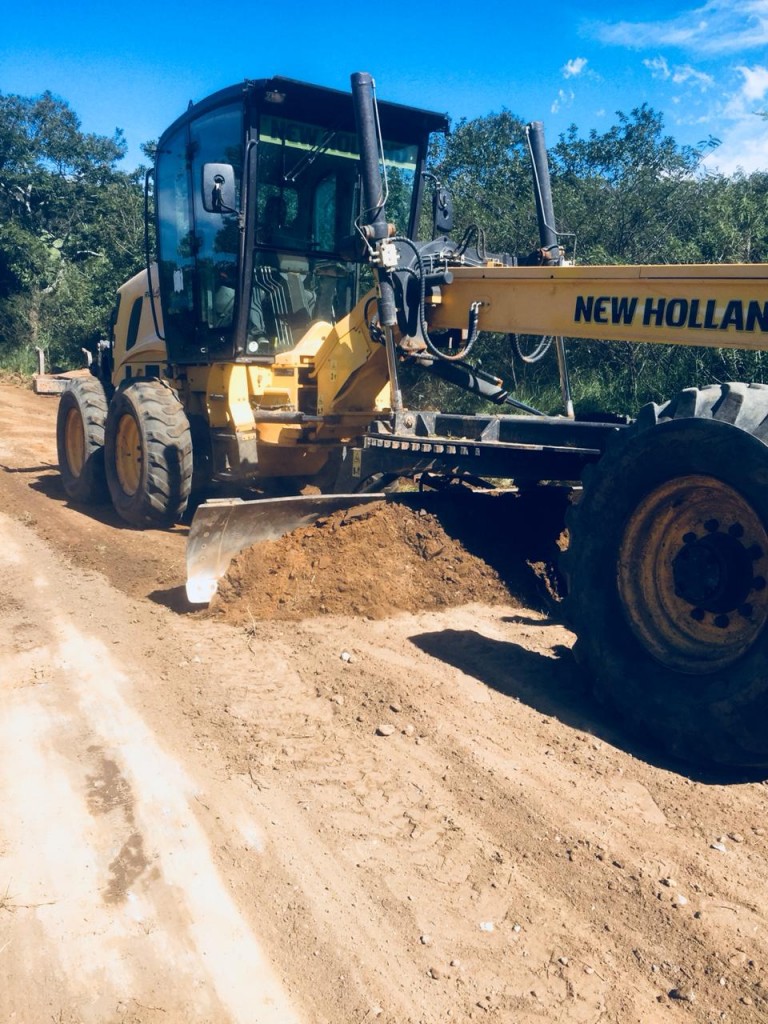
[{"xmin": 57, "ymin": 72, "xmax": 768, "ymax": 768}]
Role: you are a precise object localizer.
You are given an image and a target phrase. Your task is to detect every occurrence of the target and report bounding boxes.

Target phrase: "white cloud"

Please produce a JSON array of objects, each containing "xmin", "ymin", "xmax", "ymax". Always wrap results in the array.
[
  {"xmin": 700, "ymin": 65, "xmax": 768, "ymax": 174},
  {"xmin": 594, "ymin": 0, "xmax": 768, "ymax": 56},
  {"xmin": 563, "ymin": 57, "xmax": 588, "ymax": 78},
  {"xmin": 719, "ymin": 65, "xmax": 768, "ymax": 118},
  {"xmin": 644, "ymin": 56, "xmax": 671, "ymax": 79},
  {"xmin": 551, "ymin": 89, "xmax": 575, "ymax": 115},
  {"xmin": 672, "ymin": 63, "xmax": 715, "ymax": 88},
  {"xmin": 737, "ymin": 64, "xmax": 768, "ymax": 102},
  {"xmin": 643, "ymin": 55, "xmax": 713, "ymax": 89},
  {"xmin": 701, "ymin": 118, "xmax": 768, "ymax": 175}
]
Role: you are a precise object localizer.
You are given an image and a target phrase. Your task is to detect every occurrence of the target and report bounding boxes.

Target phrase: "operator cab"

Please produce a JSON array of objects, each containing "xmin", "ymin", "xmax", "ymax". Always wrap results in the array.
[{"xmin": 153, "ymin": 76, "xmax": 448, "ymax": 365}]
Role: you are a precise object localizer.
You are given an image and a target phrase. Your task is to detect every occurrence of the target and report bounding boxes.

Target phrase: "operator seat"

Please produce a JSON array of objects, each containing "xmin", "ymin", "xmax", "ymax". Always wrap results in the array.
[{"xmin": 253, "ymin": 194, "xmax": 315, "ymax": 350}]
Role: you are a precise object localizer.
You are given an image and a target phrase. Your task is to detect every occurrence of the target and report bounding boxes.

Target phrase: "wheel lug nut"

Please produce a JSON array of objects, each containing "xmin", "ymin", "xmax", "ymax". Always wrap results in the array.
[
  {"xmin": 682, "ymin": 532, "xmax": 697, "ymax": 545},
  {"xmin": 752, "ymin": 577, "xmax": 766, "ymax": 592},
  {"xmin": 739, "ymin": 603, "xmax": 754, "ymax": 618},
  {"xmin": 704, "ymin": 519, "xmax": 719, "ymax": 533},
  {"xmin": 690, "ymin": 608, "xmax": 706, "ymax": 622},
  {"xmin": 729, "ymin": 523, "xmax": 745, "ymax": 538},
  {"xmin": 714, "ymin": 615, "xmax": 730, "ymax": 629}
]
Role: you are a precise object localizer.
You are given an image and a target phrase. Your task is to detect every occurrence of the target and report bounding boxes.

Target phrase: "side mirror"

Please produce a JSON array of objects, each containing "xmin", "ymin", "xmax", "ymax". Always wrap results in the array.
[
  {"xmin": 202, "ymin": 163, "xmax": 236, "ymax": 214},
  {"xmin": 433, "ymin": 186, "xmax": 454, "ymax": 234}
]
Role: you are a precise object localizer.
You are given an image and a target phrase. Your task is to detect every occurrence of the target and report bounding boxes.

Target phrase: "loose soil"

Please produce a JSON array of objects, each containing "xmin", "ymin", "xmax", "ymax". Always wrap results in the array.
[
  {"xmin": 214, "ymin": 498, "xmax": 518, "ymax": 623},
  {"xmin": 1, "ymin": 379, "xmax": 768, "ymax": 1024}
]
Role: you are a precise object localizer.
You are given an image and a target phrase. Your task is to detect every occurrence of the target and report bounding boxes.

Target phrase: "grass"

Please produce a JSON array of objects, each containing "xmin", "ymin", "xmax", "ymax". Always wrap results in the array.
[{"xmin": 0, "ymin": 880, "xmax": 17, "ymax": 913}]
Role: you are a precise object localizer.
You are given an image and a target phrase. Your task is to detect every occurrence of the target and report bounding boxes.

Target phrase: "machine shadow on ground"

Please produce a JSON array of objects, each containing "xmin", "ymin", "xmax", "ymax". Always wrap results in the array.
[
  {"xmin": 410, "ymin": 627, "xmax": 768, "ymax": 785},
  {"xmin": 27, "ymin": 469, "xmax": 193, "ymax": 535},
  {"xmin": 147, "ymin": 585, "xmax": 199, "ymax": 614}
]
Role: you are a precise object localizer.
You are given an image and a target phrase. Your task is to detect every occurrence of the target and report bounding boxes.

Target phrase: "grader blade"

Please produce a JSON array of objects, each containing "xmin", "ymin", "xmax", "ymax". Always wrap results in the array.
[{"xmin": 185, "ymin": 493, "xmax": 386, "ymax": 604}]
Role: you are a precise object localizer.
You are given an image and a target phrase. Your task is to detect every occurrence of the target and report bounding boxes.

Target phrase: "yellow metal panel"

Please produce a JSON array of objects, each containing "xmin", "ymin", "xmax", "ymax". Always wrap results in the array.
[
  {"xmin": 312, "ymin": 292, "xmax": 392, "ymax": 415},
  {"xmin": 430, "ymin": 264, "xmax": 768, "ymax": 351}
]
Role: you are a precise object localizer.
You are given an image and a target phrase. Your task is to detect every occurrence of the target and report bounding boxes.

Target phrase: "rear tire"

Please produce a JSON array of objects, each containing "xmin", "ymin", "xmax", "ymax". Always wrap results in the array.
[
  {"xmin": 564, "ymin": 382, "xmax": 768, "ymax": 768},
  {"xmin": 56, "ymin": 376, "xmax": 110, "ymax": 504},
  {"xmin": 105, "ymin": 380, "xmax": 193, "ymax": 527}
]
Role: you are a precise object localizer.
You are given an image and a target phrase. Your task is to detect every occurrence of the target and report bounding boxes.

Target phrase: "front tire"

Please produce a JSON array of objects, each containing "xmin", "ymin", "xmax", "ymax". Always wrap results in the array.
[
  {"xmin": 56, "ymin": 376, "xmax": 110, "ymax": 504},
  {"xmin": 564, "ymin": 382, "xmax": 768, "ymax": 768},
  {"xmin": 105, "ymin": 380, "xmax": 193, "ymax": 527}
]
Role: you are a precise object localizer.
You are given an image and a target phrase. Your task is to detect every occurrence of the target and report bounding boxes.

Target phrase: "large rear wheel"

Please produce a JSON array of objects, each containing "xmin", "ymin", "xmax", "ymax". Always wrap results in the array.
[
  {"xmin": 56, "ymin": 376, "xmax": 110, "ymax": 503},
  {"xmin": 564, "ymin": 382, "xmax": 768, "ymax": 768},
  {"xmin": 105, "ymin": 380, "xmax": 193, "ymax": 527}
]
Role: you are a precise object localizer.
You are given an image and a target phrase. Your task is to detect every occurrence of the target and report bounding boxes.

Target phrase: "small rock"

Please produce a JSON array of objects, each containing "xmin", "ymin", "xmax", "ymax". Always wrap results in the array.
[
  {"xmin": 753, "ymin": 827, "xmax": 765, "ymax": 837},
  {"xmin": 660, "ymin": 877, "xmax": 676, "ymax": 888},
  {"xmin": 331, "ymin": 694, "xmax": 344, "ymax": 705},
  {"xmin": 428, "ymin": 966, "xmax": 445, "ymax": 980},
  {"xmin": 479, "ymin": 921, "xmax": 494, "ymax": 932},
  {"xmin": 340, "ymin": 650, "xmax": 354, "ymax": 663},
  {"xmin": 512, "ymin": 924, "xmax": 522, "ymax": 933},
  {"xmin": 419, "ymin": 934, "xmax": 433, "ymax": 946},
  {"xmin": 376, "ymin": 723, "xmax": 395, "ymax": 737},
  {"xmin": 674, "ymin": 894, "xmax": 689, "ymax": 907},
  {"xmin": 728, "ymin": 832, "xmax": 745, "ymax": 843},
  {"xmin": 711, "ymin": 842, "xmax": 728, "ymax": 852},
  {"xmin": 450, "ymin": 959, "xmax": 461, "ymax": 968},
  {"xmin": 669, "ymin": 988, "xmax": 695, "ymax": 1003},
  {"xmin": 584, "ymin": 966, "xmax": 595, "ymax": 975},
  {"xmin": 403, "ymin": 723, "xmax": 416, "ymax": 737},
  {"xmin": 390, "ymin": 702, "xmax": 402, "ymax": 713},
  {"xmin": 558, "ymin": 956, "xmax": 570, "ymax": 966}
]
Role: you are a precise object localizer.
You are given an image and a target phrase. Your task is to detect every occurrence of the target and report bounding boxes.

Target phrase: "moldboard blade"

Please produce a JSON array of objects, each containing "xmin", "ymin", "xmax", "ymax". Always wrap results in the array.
[{"xmin": 185, "ymin": 493, "xmax": 386, "ymax": 604}]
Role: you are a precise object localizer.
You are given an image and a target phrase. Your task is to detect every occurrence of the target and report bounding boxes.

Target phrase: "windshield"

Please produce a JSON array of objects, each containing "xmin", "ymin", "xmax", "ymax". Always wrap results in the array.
[
  {"xmin": 246, "ymin": 113, "xmax": 419, "ymax": 353},
  {"xmin": 256, "ymin": 113, "xmax": 419, "ymax": 252}
]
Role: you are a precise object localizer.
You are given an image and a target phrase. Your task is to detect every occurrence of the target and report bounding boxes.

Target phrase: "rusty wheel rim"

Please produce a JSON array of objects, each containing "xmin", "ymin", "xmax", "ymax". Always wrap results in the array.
[
  {"xmin": 64, "ymin": 407, "xmax": 85, "ymax": 478},
  {"xmin": 115, "ymin": 413, "xmax": 142, "ymax": 496},
  {"xmin": 618, "ymin": 474, "xmax": 768, "ymax": 673}
]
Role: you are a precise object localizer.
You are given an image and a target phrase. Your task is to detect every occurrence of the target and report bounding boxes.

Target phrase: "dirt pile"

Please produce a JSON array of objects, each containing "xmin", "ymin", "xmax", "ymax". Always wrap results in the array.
[{"xmin": 211, "ymin": 496, "xmax": 517, "ymax": 624}]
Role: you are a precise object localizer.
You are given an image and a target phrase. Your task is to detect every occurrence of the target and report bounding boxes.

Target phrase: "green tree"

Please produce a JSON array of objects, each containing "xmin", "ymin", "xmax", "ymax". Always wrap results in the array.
[
  {"xmin": 549, "ymin": 111, "xmax": 768, "ymax": 410},
  {"xmin": 413, "ymin": 103, "xmax": 768, "ymax": 416},
  {"xmin": 0, "ymin": 90, "xmax": 146, "ymax": 372},
  {"xmin": 429, "ymin": 109, "xmax": 539, "ymax": 255}
]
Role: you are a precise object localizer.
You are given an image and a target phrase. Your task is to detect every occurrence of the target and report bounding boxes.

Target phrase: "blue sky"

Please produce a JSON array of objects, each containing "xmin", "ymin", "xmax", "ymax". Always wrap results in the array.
[{"xmin": 2, "ymin": 0, "xmax": 767, "ymax": 176}]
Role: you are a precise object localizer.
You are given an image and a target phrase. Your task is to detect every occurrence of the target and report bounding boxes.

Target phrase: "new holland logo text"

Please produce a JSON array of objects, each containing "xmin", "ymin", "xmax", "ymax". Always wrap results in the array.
[{"xmin": 574, "ymin": 296, "xmax": 768, "ymax": 333}]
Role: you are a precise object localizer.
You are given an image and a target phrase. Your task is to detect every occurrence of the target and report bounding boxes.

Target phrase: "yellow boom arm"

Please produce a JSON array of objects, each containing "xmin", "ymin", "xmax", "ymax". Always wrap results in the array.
[{"xmin": 429, "ymin": 263, "xmax": 768, "ymax": 351}]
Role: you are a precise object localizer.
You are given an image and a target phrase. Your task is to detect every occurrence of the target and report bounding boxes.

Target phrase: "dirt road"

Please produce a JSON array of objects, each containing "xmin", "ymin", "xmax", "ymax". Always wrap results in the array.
[{"xmin": 1, "ymin": 380, "xmax": 767, "ymax": 1024}]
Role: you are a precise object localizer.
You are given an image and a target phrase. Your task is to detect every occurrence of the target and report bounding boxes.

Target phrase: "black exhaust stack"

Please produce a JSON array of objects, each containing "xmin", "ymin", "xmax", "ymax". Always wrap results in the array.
[
  {"xmin": 350, "ymin": 72, "xmax": 397, "ymax": 329},
  {"xmin": 350, "ymin": 71, "xmax": 404, "ymax": 410},
  {"xmin": 526, "ymin": 121, "xmax": 574, "ymax": 416},
  {"xmin": 527, "ymin": 121, "xmax": 561, "ymax": 265},
  {"xmin": 350, "ymin": 72, "xmax": 389, "ymax": 246}
]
